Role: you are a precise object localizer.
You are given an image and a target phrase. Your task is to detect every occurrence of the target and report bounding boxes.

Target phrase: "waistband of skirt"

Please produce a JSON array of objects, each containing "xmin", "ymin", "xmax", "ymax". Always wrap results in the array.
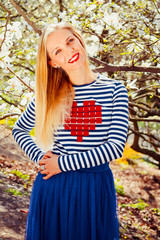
[{"xmin": 77, "ymin": 163, "xmax": 110, "ymax": 173}]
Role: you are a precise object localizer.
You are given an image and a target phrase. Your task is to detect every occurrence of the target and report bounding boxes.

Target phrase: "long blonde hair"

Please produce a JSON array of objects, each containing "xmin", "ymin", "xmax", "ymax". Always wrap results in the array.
[{"xmin": 35, "ymin": 22, "xmax": 90, "ymax": 150}]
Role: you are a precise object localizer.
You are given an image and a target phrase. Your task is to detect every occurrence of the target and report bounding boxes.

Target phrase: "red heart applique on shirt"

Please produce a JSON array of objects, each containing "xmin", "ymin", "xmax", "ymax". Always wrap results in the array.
[{"xmin": 64, "ymin": 100, "xmax": 102, "ymax": 142}]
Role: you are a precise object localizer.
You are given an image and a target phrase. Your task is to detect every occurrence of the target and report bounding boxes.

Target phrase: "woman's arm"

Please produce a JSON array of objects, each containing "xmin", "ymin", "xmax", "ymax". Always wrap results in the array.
[
  {"xmin": 12, "ymin": 98, "xmax": 45, "ymax": 163},
  {"xmin": 58, "ymin": 83, "xmax": 129, "ymax": 172}
]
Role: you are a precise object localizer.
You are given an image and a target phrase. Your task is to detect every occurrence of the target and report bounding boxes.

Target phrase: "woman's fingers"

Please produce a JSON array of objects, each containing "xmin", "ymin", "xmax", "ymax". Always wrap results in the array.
[
  {"xmin": 38, "ymin": 164, "xmax": 46, "ymax": 171},
  {"xmin": 43, "ymin": 173, "xmax": 53, "ymax": 180},
  {"xmin": 43, "ymin": 151, "xmax": 54, "ymax": 158},
  {"xmin": 40, "ymin": 169, "xmax": 49, "ymax": 175},
  {"xmin": 39, "ymin": 154, "xmax": 61, "ymax": 179},
  {"xmin": 39, "ymin": 159, "xmax": 47, "ymax": 165}
]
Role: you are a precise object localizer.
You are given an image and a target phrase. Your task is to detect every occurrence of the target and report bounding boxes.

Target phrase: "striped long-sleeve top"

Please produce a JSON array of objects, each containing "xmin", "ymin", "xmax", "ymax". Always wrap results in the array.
[{"xmin": 12, "ymin": 74, "xmax": 129, "ymax": 172}]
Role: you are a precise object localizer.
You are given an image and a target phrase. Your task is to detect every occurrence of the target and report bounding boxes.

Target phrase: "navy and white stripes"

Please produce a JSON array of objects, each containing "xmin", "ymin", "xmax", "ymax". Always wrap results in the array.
[
  {"xmin": 12, "ymin": 74, "xmax": 129, "ymax": 172},
  {"xmin": 12, "ymin": 99, "xmax": 45, "ymax": 163}
]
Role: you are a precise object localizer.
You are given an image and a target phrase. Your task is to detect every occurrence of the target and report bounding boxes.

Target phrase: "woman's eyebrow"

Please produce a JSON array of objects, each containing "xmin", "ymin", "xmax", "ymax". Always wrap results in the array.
[{"xmin": 52, "ymin": 35, "xmax": 73, "ymax": 54}]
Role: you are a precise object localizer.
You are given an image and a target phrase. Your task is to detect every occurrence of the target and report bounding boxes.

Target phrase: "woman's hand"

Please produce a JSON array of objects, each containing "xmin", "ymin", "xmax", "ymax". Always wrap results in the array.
[{"xmin": 39, "ymin": 151, "xmax": 62, "ymax": 180}]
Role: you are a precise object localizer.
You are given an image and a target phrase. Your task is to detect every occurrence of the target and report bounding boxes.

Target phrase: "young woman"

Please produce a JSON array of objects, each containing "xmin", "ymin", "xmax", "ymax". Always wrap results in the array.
[{"xmin": 12, "ymin": 22, "xmax": 129, "ymax": 240}]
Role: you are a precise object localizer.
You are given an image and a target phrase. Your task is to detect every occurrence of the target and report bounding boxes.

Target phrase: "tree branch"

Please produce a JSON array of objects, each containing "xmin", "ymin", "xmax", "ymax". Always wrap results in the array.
[
  {"xmin": 151, "ymin": 0, "xmax": 160, "ymax": 14},
  {"xmin": 90, "ymin": 57, "xmax": 160, "ymax": 74},
  {"xmin": 0, "ymin": 3, "xmax": 11, "ymax": 51},
  {"xmin": 131, "ymin": 84, "xmax": 160, "ymax": 95},
  {"xmin": 129, "ymin": 117, "xmax": 160, "ymax": 122},
  {"xmin": 131, "ymin": 117, "xmax": 139, "ymax": 149},
  {"xmin": 128, "ymin": 126, "xmax": 160, "ymax": 148},
  {"xmin": 132, "ymin": 144, "xmax": 160, "ymax": 165},
  {"xmin": 0, "ymin": 95, "xmax": 19, "ymax": 108},
  {"xmin": 132, "ymin": 93, "xmax": 153, "ymax": 101},
  {"xmin": 59, "ymin": 0, "xmax": 63, "ymax": 12},
  {"xmin": 9, "ymin": 0, "xmax": 41, "ymax": 35},
  {"xmin": 7, "ymin": 67, "xmax": 34, "ymax": 92},
  {"xmin": 93, "ymin": 64, "xmax": 160, "ymax": 74},
  {"xmin": 129, "ymin": 102, "xmax": 160, "ymax": 117},
  {"xmin": 13, "ymin": 63, "xmax": 35, "ymax": 73},
  {"xmin": 0, "ymin": 113, "xmax": 20, "ymax": 120},
  {"xmin": 129, "ymin": 102, "xmax": 149, "ymax": 112},
  {"xmin": 0, "ymin": 3, "xmax": 11, "ymax": 14}
]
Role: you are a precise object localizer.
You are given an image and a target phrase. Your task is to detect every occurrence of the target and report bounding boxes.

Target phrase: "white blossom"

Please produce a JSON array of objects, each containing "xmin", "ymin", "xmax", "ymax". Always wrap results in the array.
[
  {"xmin": 153, "ymin": 40, "xmax": 160, "ymax": 54},
  {"xmin": 7, "ymin": 22, "xmax": 22, "ymax": 40},
  {"xmin": 141, "ymin": 60, "xmax": 151, "ymax": 67},
  {"xmin": 86, "ymin": 4, "xmax": 97, "ymax": 13},
  {"xmin": 7, "ymin": 77, "xmax": 23, "ymax": 92},
  {"xmin": 30, "ymin": 81, "xmax": 35, "ymax": 89},
  {"xmin": 0, "ymin": 45, "xmax": 11, "ymax": 69},
  {"xmin": 126, "ymin": 79, "xmax": 138, "ymax": 90},
  {"xmin": 86, "ymin": 36, "xmax": 99, "ymax": 57},
  {"xmin": 0, "ymin": 34, "xmax": 4, "ymax": 42},
  {"xmin": 104, "ymin": 12, "xmax": 122, "ymax": 29},
  {"xmin": 127, "ymin": 43, "xmax": 143, "ymax": 53},
  {"xmin": 73, "ymin": 1, "xmax": 80, "ymax": 7},
  {"xmin": 59, "ymin": 11, "xmax": 67, "ymax": 19},
  {"xmin": 21, "ymin": 98, "xmax": 28, "ymax": 106},
  {"xmin": 90, "ymin": 23, "xmax": 104, "ymax": 35},
  {"xmin": 24, "ymin": 92, "xmax": 34, "ymax": 101},
  {"xmin": 10, "ymin": 105, "xmax": 21, "ymax": 114},
  {"xmin": 0, "ymin": 103, "xmax": 7, "ymax": 111}
]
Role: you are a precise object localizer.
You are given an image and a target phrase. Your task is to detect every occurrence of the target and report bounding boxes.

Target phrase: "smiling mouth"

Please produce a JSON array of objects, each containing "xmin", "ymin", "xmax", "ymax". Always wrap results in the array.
[{"xmin": 68, "ymin": 53, "xmax": 79, "ymax": 63}]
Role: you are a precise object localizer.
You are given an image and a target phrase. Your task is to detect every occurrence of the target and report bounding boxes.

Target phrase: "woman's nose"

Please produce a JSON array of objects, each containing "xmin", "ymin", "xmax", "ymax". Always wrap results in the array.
[{"xmin": 65, "ymin": 46, "xmax": 75, "ymax": 56}]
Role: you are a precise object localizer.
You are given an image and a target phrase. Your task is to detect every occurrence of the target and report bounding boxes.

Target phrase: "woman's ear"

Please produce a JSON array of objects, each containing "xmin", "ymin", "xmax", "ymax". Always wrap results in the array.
[
  {"xmin": 48, "ymin": 60, "xmax": 60, "ymax": 68},
  {"xmin": 48, "ymin": 60, "xmax": 53, "ymax": 66}
]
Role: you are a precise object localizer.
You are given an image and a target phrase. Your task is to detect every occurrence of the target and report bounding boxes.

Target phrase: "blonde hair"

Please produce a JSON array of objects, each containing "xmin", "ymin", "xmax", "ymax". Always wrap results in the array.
[{"xmin": 35, "ymin": 22, "xmax": 91, "ymax": 150}]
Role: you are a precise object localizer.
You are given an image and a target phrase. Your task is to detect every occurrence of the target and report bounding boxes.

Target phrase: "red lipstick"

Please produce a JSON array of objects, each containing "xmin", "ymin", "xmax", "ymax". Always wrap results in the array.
[{"xmin": 68, "ymin": 53, "xmax": 79, "ymax": 63}]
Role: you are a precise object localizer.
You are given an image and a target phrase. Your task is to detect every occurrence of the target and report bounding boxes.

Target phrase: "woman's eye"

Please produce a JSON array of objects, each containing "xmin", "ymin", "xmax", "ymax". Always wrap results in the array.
[
  {"xmin": 55, "ymin": 49, "xmax": 61, "ymax": 55},
  {"xmin": 67, "ymin": 38, "xmax": 74, "ymax": 44}
]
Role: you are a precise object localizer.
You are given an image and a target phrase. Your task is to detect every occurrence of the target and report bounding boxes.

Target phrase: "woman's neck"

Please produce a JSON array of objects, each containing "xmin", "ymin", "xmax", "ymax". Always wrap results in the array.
[{"xmin": 68, "ymin": 67, "xmax": 97, "ymax": 86}]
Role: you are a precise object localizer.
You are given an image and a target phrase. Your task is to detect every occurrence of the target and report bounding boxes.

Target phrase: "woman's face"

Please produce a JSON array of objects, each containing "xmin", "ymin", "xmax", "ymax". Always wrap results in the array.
[{"xmin": 46, "ymin": 28, "xmax": 87, "ymax": 74}]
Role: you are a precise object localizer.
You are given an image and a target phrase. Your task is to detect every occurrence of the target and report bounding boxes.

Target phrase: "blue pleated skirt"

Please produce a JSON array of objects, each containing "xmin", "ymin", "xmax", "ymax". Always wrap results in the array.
[{"xmin": 25, "ymin": 163, "xmax": 119, "ymax": 240}]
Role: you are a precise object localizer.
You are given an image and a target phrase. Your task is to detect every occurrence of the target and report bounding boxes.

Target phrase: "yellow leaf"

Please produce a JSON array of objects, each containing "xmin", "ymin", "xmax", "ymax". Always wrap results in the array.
[{"xmin": 117, "ymin": 143, "xmax": 143, "ymax": 164}]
